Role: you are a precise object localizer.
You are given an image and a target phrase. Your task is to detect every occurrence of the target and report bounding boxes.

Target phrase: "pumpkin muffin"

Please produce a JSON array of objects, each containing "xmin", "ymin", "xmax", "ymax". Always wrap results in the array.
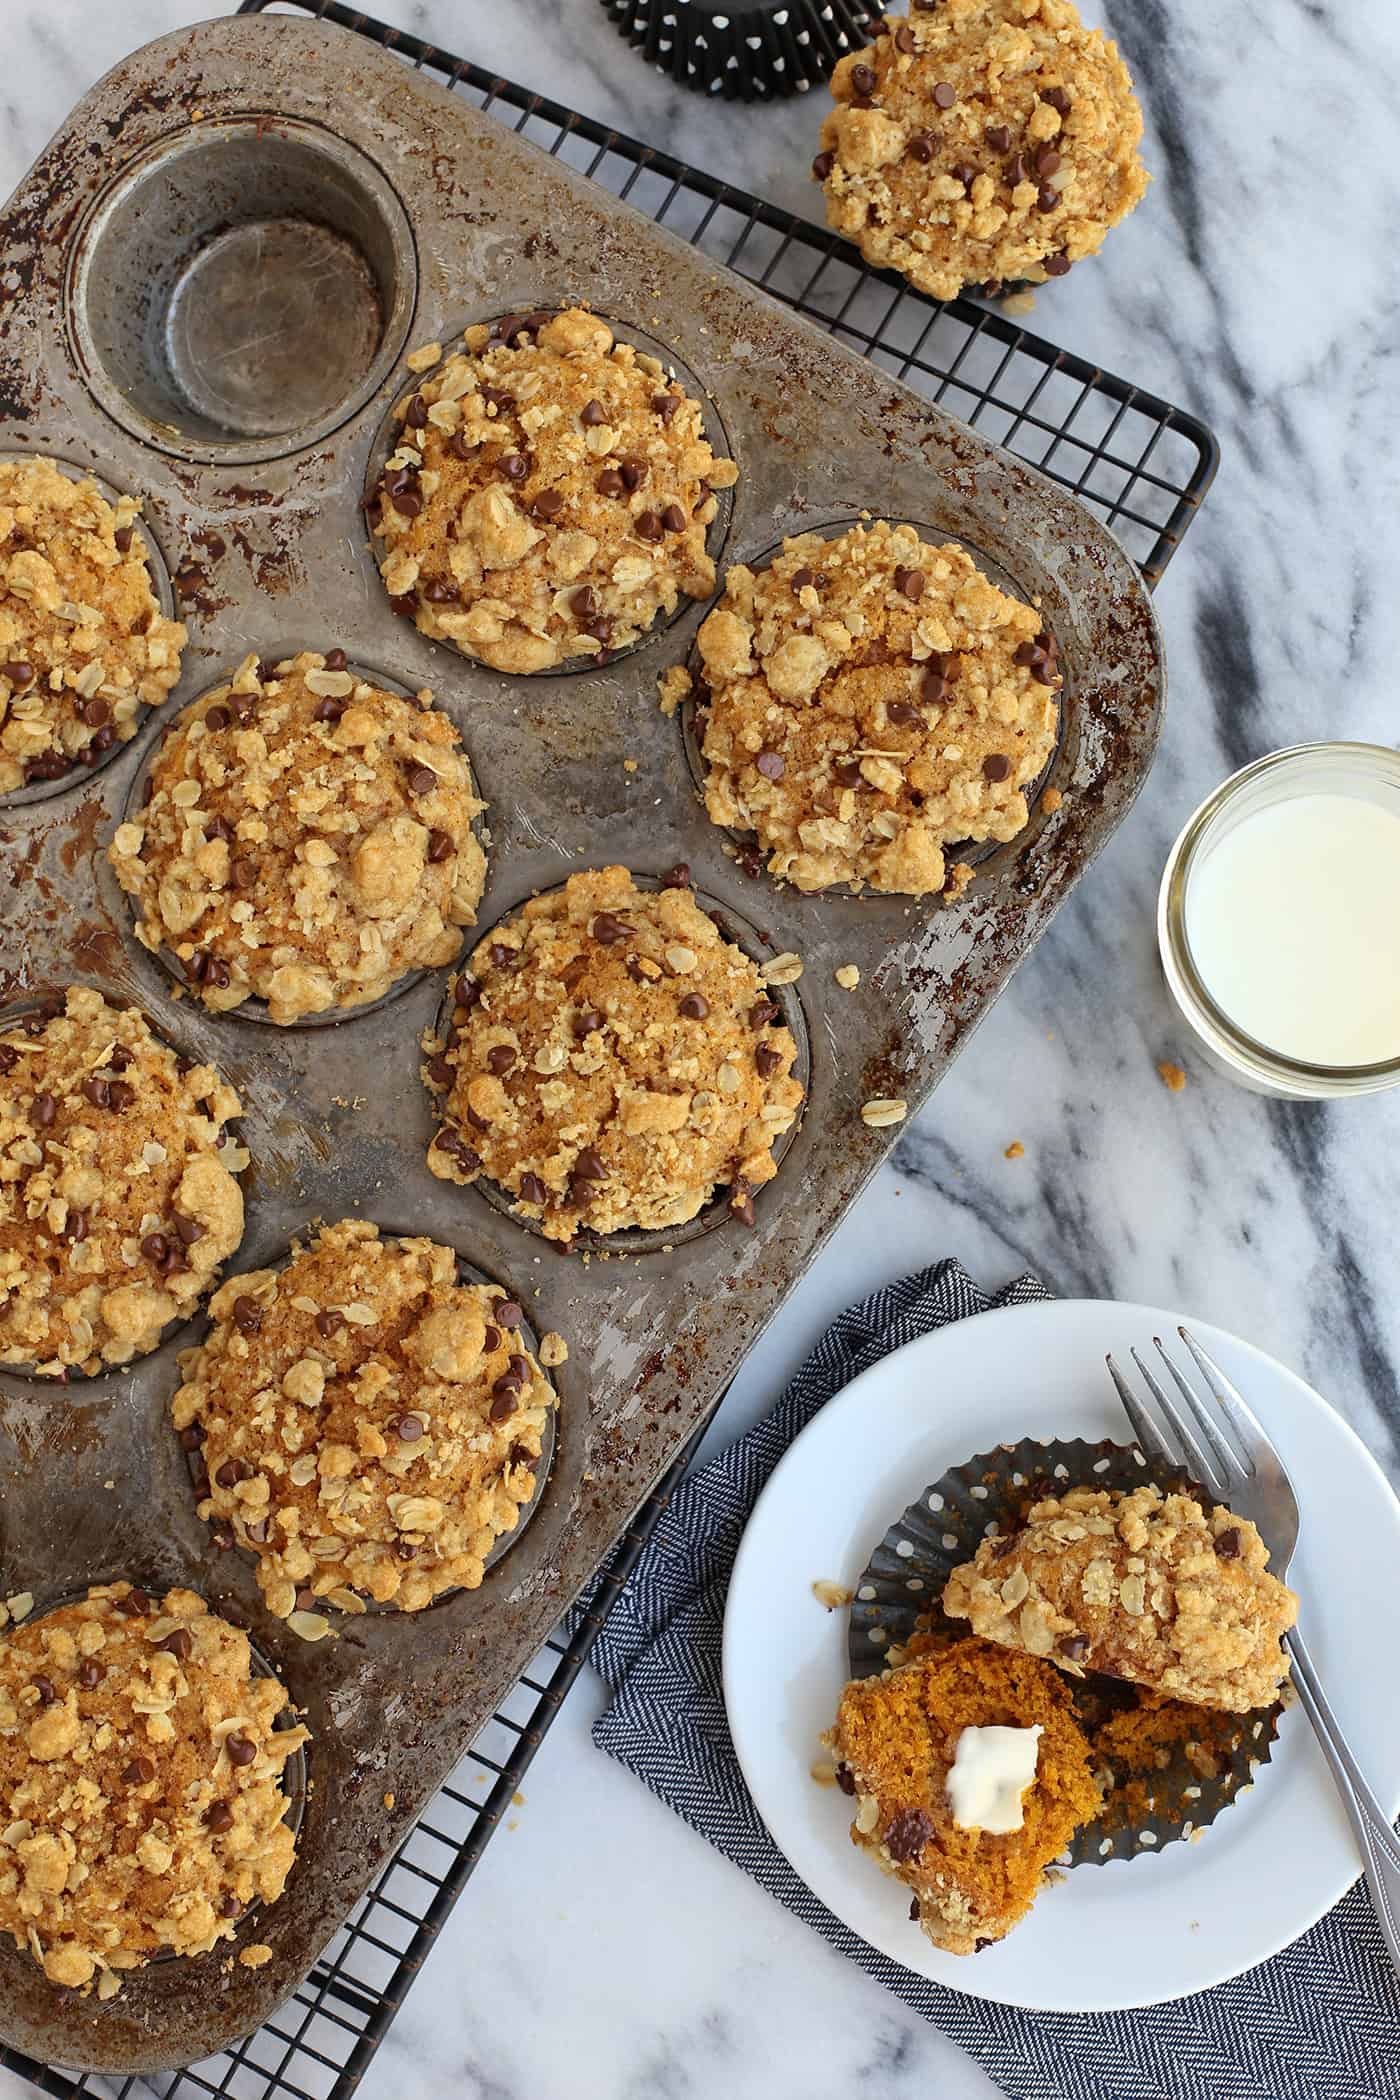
[
  {"xmin": 0, "ymin": 988, "xmax": 247, "ymax": 1375},
  {"xmin": 109, "ymin": 650, "xmax": 486, "ymax": 1024},
  {"xmin": 827, "ymin": 1639, "xmax": 1100, "ymax": 1953},
  {"xmin": 666, "ymin": 519, "xmax": 1059, "ymax": 896},
  {"xmin": 813, "ymin": 0, "xmax": 1148, "ymax": 301},
  {"xmin": 425, "ymin": 865, "xmax": 804, "ymax": 1240},
  {"xmin": 0, "ymin": 1582, "xmax": 306, "ymax": 1994},
  {"xmin": 0, "ymin": 457, "xmax": 185, "ymax": 794},
  {"xmin": 172, "ymin": 1221, "xmax": 555, "ymax": 1617},
  {"xmin": 943, "ymin": 1484, "xmax": 1297, "ymax": 1712},
  {"xmin": 369, "ymin": 308, "xmax": 737, "ymax": 673}
]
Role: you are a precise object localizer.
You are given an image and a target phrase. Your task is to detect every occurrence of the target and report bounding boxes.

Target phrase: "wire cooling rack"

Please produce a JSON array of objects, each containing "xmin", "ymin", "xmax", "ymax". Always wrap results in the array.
[{"xmin": 0, "ymin": 8, "xmax": 1218, "ymax": 2096}]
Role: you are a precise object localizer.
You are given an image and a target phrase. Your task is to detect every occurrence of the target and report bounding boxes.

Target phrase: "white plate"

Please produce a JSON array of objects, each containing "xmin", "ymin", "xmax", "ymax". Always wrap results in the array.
[{"xmin": 722, "ymin": 1299, "xmax": 1400, "ymax": 2012}]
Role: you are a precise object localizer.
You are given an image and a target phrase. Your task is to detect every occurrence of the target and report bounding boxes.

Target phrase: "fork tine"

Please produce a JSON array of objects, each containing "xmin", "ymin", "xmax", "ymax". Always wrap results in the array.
[
  {"xmin": 1105, "ymin": 1354, "xmax": 1179, "ymax": 1470},
  {"xmin": 1178, "ymin": 1327, "xmax": 1282, "ymax": 1484},
  {"xmin": 1128, "ymin": 1344, "xmax": 1230, "ymax": 1499},
  {"xmin": 1153, "ymin": 1336, "xmax": 1242, "ymax": 1486}
]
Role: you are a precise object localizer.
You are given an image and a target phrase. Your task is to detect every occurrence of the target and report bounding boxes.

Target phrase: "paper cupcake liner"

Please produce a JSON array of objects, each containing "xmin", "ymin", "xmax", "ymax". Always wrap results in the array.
[
  {"xmin": 598, "ymin": 0, "xmax": 884, "ymax": 101},
  {"xmin": 848, "ymin": 1436, "xmax": 1282, "ymax": 1866}
]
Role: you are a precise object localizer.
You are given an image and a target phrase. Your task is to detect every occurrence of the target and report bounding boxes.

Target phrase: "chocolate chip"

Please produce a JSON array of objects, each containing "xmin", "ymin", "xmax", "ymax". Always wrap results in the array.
[
  {"xmin": 1215, "ymin": 1527, "xmax": 1242, "ymax": 1560},
  {"xmin": 982, "ymin": 753, "xmax": 1011, "ymax": 782},
  {"xmin": 1, "ymin": 659, "xmax": 32, "ymax": 685},
  {"xmin": 174, "ymin": 1214, "xmax": 205, "ymax": 1246},
  {"xmin": 80, "ymin": 696, "xmax": 111, "ymax": 729},
  {"xmin": 893, "ymin": 21, "xmax": 915, "ymax": 52},
  {"xmin": 215, "ymin": 1459, "xmax": 250, "ymax": 1489},
  {"xmin": 678, "ymin": 993, "xmax": 709, "ymax": 1021},
  {"xmin": 619, "ymin": 458, "xmax": 647, "ymax": 492},
  {"xmin": 113, "ymin": 526, "xmax": 135, "ymax": 554},
  {"xmin": 499, "ymin": 453, "xmax": 529, "ymax": 483},
  {"xmin": 533, "ymin": 488, "xmax": 564, "ymax": 519},
  {"xmin": 909, "ymin": 1898, "xmax": 921, "ymax": 1921},
  {"xmin": 597, "ymin": 467, "xmax": 625, "ymax": 497},
  {"xmin": 314, "ymin": 696, "xmax": 345, "ymax": 724},
  {"xmin": 757, "ymin": 1044, "xmax": 786, "ymax": 1079},
  {"xmin": 481, "ymin": 384, "xmax": 516, "ymax": 413},
  {"xmin": 24, "ymin": 753, "xmax": 72, "ymax": 783},
  {"xmin": 812, "ymin": 151, "xmax": 835, "ymax": 180},
  {"xmin": 651, "ymin": 392, "xmax": 679, "ymax": 423},
  {"xmin": 571, "ymin": 586, "xmax": 599, "ymax": 623},
  {"xmin": 573, "ymin": 1008, "xmax": 604, "ymax": 1038},
  {"xmin": 1042, "ymin": 252, "xmax": 1073, "ymax": 280},
  {"xmin": 0, "ymin": 1045, "xmax": 15, "ymax": 1075},
  {"xmin": 833, "ymin": 758, "xmax": 862, "ymax": 789},
  {"xmin": 449, "ymin": 432, "xmax": 480, "ymax": 461},
  {"xmin": 435, "ymin": 1128, "xmax": 480, "ymax": 1171},
  {"xmin": 424, "ymin": 578, "xmax": 461, "ymax": 606},
  {"xmin": 851, "ymin": 62, "xmax": 877, "ymax": 96},
  {"xmin": 158, "ymin": 1627, "xmax": 193, "ymax": 1660},
  {"xmin": 140, "ymin": 1232, "xmax": 169, "ymax": 1265},
  {"xmin": 750, "ymin": 999, "xmax": 779, "ymax": 1029},
  {"xmin": 179, "ymin": 1422, "xmax": 204, "ymax": 1451},
  {"xmin": 591, "ymin": 911, "xmax": 627, "ymax": 944},
  {"xmin": 887, "ymin": 701, "xmax": 922, "ymax": 727},
  {"xmin": 893, "ymin": 565, "xmax": 926, "ymax": 600},
  {"xmin": 508, "ymin": 1441, "xmax": 539, "ymax": 1470},
  {"xmin": 885, "ymin": 1807, "xmax": 933, "ymax": 1864},
  {"xmin": 406, "ymin": 763, "xmax": 437, "ymax": 795},
  {"xmin": 122, "ymin": 1756, "xmax": 156, "ymax": 1786},
  {"xmin": 117, "ymin": 1588, "xmax": 150, "ymax": 1618},
  {"xmin": 427, "ymin": 829, "xmax": 454, "ymax": 865},
  {"xmin": 1041, "ymin": 84, "xmax": 1072, "ymax": 115},
  {"xmin": 573, "ymin": 1147, "xmax": 607, "ymax": 1182},
  {"xmin": 31, "ymin": 1090, "xmax": 56, "ymax": 1128},
  {"xmin": 77, "ymin": 1660, "xmax": 101, "ymax": 1689},
  {"xmin": 482, "ymin": 1325, "xmax": 502, "ymax": 1355},
  {"xmin": 518, "ymin": 1173, "xmax": 547, "ymax": 1206},
  {"xmin": 404, "ymin": 392, "xmax": 428, "ymax": 429},
  {"xmin": 1058, "ymin": 1633, "xmax": 1090, "ymax": 1661},
  {"xmin": 205, "ymin": 1801, "xmax": 234, "ymax": 1832},
  {"xmin": 226, "ymin": 1733, "xmax": 257, "ymax": 1768},
  {"xmin": 490, "ymin": 1390, "xmax": 519, "ymax": 1423},
  {"xmin": 389, "ymin": 593, "xmax": 419, "ymax": 619},
  {"xmin": 790, "ymin": 567, "xmax": 815, "ymax": 593},
  {"xmin": 950, "ymin": 161, "xmax": 979, "ymax": 191},
  {"xmin": 486, "ymin": 1045, "xmax": 516, "ymax": 1075},
  {"xmin": 1006, "ymin": 153, "xmax": 1029, "ymax": 186},
  {"xmin": 394, "ymin": 1414, "xmax": 424, "ymax": 1442},
  {"xmin": 932, "ymin": 79, "xmax": 956, "ymax": 107},
  {"xmin": 661, "ymin": 861, "xmax": 690, "ymax": 889},
  {"xmin": 635, "ymin": 510, "xmax": 663, "ymax": 542},
  {"xmin": 82, "ymin": 1075, "xmax": 110, "ymax": 1110},
  {"xmin": 32, "ymin": 1675, "xmax": 55, "ymax": 1706},
  {"xmin": 836, "ymin": 1763, "xmax": 856, "ymax": 1796},
  {"xmin": 906, "ymin": 132, "xmax": 936, "ymax": 163},
  {"xmin": 495, "ymin": 1300, "xmax": 524, "ymax": 1328},
  {"xmin": 1034, "ymin": 143, "xmax": 1062, "ymax": 179},
  {"xmin": 232, "ymin": 1295, "xmax": 262, "ymax": 1336},
  {"xmin": 1037, "ymin": 183, "xmax": 1060, "ymax": 213},
  {"xmin": 986, "ymin": 123, "xmax": 1011, "ymax": 152},
  {"xmin": 314, "ymin": 1308, "xmax": 344, "ymax": 1341}
]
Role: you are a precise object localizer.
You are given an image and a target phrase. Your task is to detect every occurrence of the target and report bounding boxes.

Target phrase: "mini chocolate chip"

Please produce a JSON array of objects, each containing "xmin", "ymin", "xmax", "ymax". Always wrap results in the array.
[
  {"xmin": 1035, "ymin": 143, "xmax": 1062, "ymax": 179},
  {"xmin": 508, "ymin": 1441, "xmax": 539, "ymax": 1470},
  {"xmin": 635, "ymin": 510, "xmax": 663, "ymax": 542},
  {"xmin": 490, "ymin": 1391, "xmax": 519, "ymax": 1423},
  {"xmin": 1037, "ymin": 183, "xmax": 1060, "ymax": 213},
  {"xmin": 427, "ymin": 828, "xmax": 454, "ymax": 865},
  {"xmin": 450, "ymin": 432, "xmax": 480, "ymax": 461},
  {"xmin": 80, "ymin": 696, "xmax": 111, "ymax": 729},
  {"xmin": 215, "ymin": 1459, "xmax": 249, "ymax": 1489},
  {"xmin": 750, "ymin": 999, "xmax": 779, "ymax": 1029},
  {"xmin": 790, "ymin": 567, "xmax": 815, "ymax": 592},
  {"xmin": 391, "ymin": 485, "xmax": 423, "ymax": 518},
  {"xmin": 406, "ymin": 763, "xmax": 437, "ymax": 795},
  {"xmin": 678, "ymin": 992, "xmax": 710, "ymax": 1022},
  {"xmin": 486, "ymin": 1045, "xmax": 516, "ymax": 1075},
  {"xmin": 205, "ymin": 1801, "xmax": 234, "ymax": 1832},
  {"xmin": 907, "ymin": 132, "xmax": 935, "ymax": 163},
  {"xmin": 389, "ymin": 594, "xmax": 418, "ymax": 619},
  {"xmin": 481, "ymin": 384, "xmax": 516, "ymax": 412},
  {"xmin": 591, "ymin": 911, "xmax": 628, "ymax": 945},
  {"xmin": 1, "ymin": 658, "xmax": 32, "ymax": 685},
  {"xmin": 31, "ymin": 1675, "xmax": 55, "ymax": 1706},
  {"xmin": 580, "ymin": 398, "xmax": 608, "ymax": 426},
  {"xmin": 850, "ymin": 62, "xmax": 877, "ymax": 95},
  {"xmin": 533, "ymin": 488, "xmax": 564, "ymax": 519},
  {"xmin": 986, "ymin": 123, "xmax": 1011, "ymax": 152},
  {"xmin": 596, "ymin": 467, "xmax": 625, "ymax": 496},
  {"xmin": 159, "ymin": 1627, "xmax": 193, "ymax": 1660},
  {"xmin": 932, "ymin": 79, "xmax": 956, "ymax": 107},
  {"xmin": 31, "ymin": 1091, "xmax": 56, "ymax": 1128},
  {"xmin": 314, "ymin": 696, "xmax": 345, "ymax": 724},
  {"xmin": 651, "ymin": 392, "xmax": 679, "ymax": 423},
  {"xmin": 180, "ymin": 1423, "xmax": 204, "ymax": 1451},
  {"xmin": 1013, "ymin": 640, "xmax": 1041, "ymax": 668},
  {"xmin": 661, "ymin": 861, "xmax": 690, "ymax": 889},
  {"xmin": 885, "ymin": 1807, "xmax": 933, "ymax": 1863},
  {"xmin": 174, "ymin": 1214, "xmax": 205, "ymax": 1246},
  {"xmin": 232, "ymin": 1295, "xmax": 262, "ymax": 1336},
  {"xmin": 755, "ymin": 1044, "xmax": 783, "ymax": 1078},
  {"xmin": 499, "ymin": 453, "xmax": 529, "ymax": 483},
  {"xmin": 404, "ymin": 393, "xmax": 428, "ymax": 428},
  {"xmin": 1216, "ymin": 1527, "xmax": 1242, "ymax": 1560},
  {"xmin": 518, "ymin": 1173, "xmax": 547, "ymax": 1206},
  {"xmin": 1041, "ymin": 84, "xmax": 1072, "ymax": 115},
  {"xmin": 140, "ymin": 1232, "xmax": 169, "ymax": 1264},
  {"xmin": 833, "ymin": 758, "xmax": 863, "ymax": 789},
  {"xmin": 122, "ymin": 1756, "xmax": 156, "ymax": 1786},
  {"xmin": 1043, "ymin": 252, "xmax": 1072, "ymax": 277},
  {"xmin": 82, "ymin": 1075, "xmax": 110, "ymax": 1109},
  {"xmin": 620, "ymin": 458, "xmax": 648, "ymax": 492},
  {"xmin": 1006, "ymin": 153, "xmax": 1029, "ymax": 185},
  {"xmin": 836, "ymin": 1763, "xmax": 856, "ymax": 1796},
  {"xmin": 118, "ymin": 1588, "xmax": 150, "ymax": 1617},
  {"xmin": 893, "ymin": 21, "xmax": 915, "ymax": 51},
  {"xmin": 495, "ymin": 1300, "xmax": 524, "ymax": 1328},
  {"xmin": 573, "ymin": 1147, "xmax": 607, "ymax": 1182},
  {"xmin": 226, "ymin": 1733, "xmax": 256, "ymax": 1768},
  {"xmin": 812, "ymin": 150, "xmax": 835, "ymax": 180},
  {"xmin": 660, "ymin": 502, "xmax": 686, "ymax": 534},
  {"xmin": 982, "ymin": 753, "xmax": 1011, "ymax": 782},
  {"xmin": 755, "ymin": 748, "xmax": 785, "ymax": 780},
  {"xmin": 950, "ymin": 161, "xmax": 978, "ymax": 191},
  {"xmin": 77, "ymin": 1660, "xmax": 101, "ymax": 1689}
]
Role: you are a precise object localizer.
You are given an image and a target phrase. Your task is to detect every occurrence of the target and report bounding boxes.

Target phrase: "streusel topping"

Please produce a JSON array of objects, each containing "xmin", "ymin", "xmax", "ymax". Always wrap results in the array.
[
  {"xmin": 0, "ymin": 457, "xmax": 186, "ymax": 794},
  {"xmin": 370, "ymin": 308, "xmax": 738, "ymax": 673},
  {"xmin": 674, "ymin": 520, "xmax": 1059, "ymax": 896},
  {"xmin": 426, "ymin": 865, "xmax": 804, "ymax": 1241},
  {"xmin": 942, "ymin": 1484, "xmax": 1298, "ymax": 1712},
  {"xmin": 172, "ymin": 1221, "xmax": 555, "ymax": 1616},
  {"xmin": 814, "ymin": 0, "xmax": 1148, "ymax": 302},
  {"xmin": 0, "ymin": 1583, "xmax": 306, "ymax": 1994},
  {"xmin": 0, "ymin": 988, "xmax": 246, "ymax": 1375},
  {"xmin": 109, "ymin": 651, "xmax": 486, "ymax": 1024}
]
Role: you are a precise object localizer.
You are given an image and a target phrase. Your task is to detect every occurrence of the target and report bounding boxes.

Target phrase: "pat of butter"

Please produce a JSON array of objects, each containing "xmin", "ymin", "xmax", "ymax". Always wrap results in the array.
[{"xmin": 946, "ymin": 1724, "xmax": 1042, "ymax": 1834}]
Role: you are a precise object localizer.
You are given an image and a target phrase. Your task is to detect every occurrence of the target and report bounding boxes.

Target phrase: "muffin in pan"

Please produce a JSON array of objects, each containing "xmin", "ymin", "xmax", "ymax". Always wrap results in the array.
[
  {"xmin": 0, "ymin": 988, "xmax": 247, "ymax": 1376},
  {"xmin": 172, "ymin": 1220, "xmax": 556, "ymax": 1617},
  {"xmin": 826, "ymin": 1638, "xmax": 1100, "ymax": 1954},
  {"xmin": 368, "ymin": 308, "xmax": 738, "ymax": 674},
  {"xmin": 0, "ymin": 1582, "xmax": 307, "ymax": 1995},
  {"xmin": 943, "ymin": 1483, "xmax": 1298, "ymax": 1713},
  {"xmin": 425, "ymin": 865, "xmax": 805, "ymax": 1242},
  {"xmin": 109, "ymin": 650, "xmax": 486, "ymax": 1025},
  {"xmin": 664, "ymin": 519, "xmax": 1059, "ymax": 897},
  {"xmin": 813, "ymin": 0, "xmax": 1149, "ymax": 302},
  {"xmin": 0, "ymin": 456, "xmax": 186, "ymax": 795}
]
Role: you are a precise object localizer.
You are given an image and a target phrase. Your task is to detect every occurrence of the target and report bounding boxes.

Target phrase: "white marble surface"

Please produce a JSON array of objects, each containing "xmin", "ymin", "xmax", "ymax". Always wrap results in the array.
[{"xmin": 2, "ymin": 2, "xmax": 1399, "ymax": 2095}]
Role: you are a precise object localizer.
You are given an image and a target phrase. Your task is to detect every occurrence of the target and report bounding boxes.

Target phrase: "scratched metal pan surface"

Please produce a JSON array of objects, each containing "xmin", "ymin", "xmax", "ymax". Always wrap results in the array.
[{"xmin": 0, "ymin": 13, "xmax": 1163, "ymax": 2072}]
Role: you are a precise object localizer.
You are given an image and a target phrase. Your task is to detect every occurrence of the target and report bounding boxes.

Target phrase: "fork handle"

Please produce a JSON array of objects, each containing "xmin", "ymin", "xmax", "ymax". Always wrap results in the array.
[{"xmin": 1286, "ymin": 1626, "xmax": 1400, "ymax": 1968}]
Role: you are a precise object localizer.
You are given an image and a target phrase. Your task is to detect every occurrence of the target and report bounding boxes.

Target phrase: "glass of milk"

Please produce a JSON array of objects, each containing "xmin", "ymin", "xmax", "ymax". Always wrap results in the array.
[{"xmin": 1158, "ymin": 743, "xmax": 1400, "ymax": 1098}]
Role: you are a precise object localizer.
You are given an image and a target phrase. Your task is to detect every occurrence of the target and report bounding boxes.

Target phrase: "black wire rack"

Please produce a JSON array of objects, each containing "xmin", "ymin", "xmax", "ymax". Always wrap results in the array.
[{"xmin": 0, "ymin": 9, "xmax": 1218, "ymax": 2097}]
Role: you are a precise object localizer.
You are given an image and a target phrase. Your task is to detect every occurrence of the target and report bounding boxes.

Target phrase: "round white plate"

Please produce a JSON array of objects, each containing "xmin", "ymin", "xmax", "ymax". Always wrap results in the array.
[{"xmin": 722, "ymin": 1298, "xmax": 1400, "ymax": 2012}]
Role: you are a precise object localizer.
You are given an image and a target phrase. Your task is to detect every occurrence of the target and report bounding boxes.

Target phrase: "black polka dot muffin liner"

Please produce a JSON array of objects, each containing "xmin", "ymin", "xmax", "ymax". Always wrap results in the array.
[
  {"xmin": 598, "ymin": 0, "xmax": 884, "ymax": 101},
  {"xmin": 847, "ymin": 1435, "xmax": 1283, "ymax": 1867}
]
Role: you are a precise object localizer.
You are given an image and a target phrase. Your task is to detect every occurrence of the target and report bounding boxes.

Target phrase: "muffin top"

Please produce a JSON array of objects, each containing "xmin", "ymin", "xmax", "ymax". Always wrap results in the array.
[
  {"xmin": 673, "ymin": 519, "xmax": 1059, "ymax": 896},
  {"xmin": 827, "ymin": 1639, "xmax": 1100, "ymax": 1954},
  {"xmin": 426, "ymin": 865, "xmax": 804, "ymax": 1241},
  {"xmin": 109, "ymin": 650, "xmax": 486, "ymax": 1025},
  {"xmin": 0, "ymin": 987, "xmax": 247, "ymax": 1375},
  {"xmin": 172, "ymin": 1220, "xmax": 555, "ymax": 1616},
  {"xmin": 370, "ymin": 308, "xmax": 738, "ymax": 673},
  {"xmin": 942, "ymin": 1484, "xmax": 1299, "ymax": 1712},
  {"xmin": 0, "ymin": 457, "xmax": 186, "ymax": 795},
  {"xmin": 0, "ymin": 1583, "xmax": 306, "ymax": 1993},
  {"xmin": 814, "ymin": 0, "xmax": 1149, "ymax": 301}
]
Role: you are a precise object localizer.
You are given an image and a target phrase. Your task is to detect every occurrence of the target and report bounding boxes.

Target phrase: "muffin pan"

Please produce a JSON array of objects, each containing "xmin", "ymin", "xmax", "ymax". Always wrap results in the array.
[{"xmin": 0, "ymin": 11, "xmax": 1163, "ymax": 2073}]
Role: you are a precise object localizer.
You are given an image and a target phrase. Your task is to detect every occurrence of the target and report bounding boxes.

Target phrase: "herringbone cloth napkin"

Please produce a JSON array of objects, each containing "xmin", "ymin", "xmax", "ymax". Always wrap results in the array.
[{"xmin": 580, "ymin": 1261, "xmax": 1400, "ymax": 2100}]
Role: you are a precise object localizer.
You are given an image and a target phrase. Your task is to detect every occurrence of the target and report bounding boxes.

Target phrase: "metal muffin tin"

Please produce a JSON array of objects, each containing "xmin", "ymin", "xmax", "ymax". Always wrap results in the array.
[{"xmin": 0, "ymin": 12, "xmax": 1164, "ymax": 2073}]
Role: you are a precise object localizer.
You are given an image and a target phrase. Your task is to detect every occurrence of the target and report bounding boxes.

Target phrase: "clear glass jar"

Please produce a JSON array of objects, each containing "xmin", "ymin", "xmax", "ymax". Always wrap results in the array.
[{"xmin": 1157, "ymin": 741, "xmax": 1400, "ymax": 1099}]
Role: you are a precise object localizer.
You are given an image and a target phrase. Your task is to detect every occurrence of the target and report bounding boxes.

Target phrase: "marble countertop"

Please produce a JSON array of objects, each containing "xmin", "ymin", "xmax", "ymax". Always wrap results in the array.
[{"xmin": 2, "ymin": 2, "xmax": 1398, "ymax": 2096}]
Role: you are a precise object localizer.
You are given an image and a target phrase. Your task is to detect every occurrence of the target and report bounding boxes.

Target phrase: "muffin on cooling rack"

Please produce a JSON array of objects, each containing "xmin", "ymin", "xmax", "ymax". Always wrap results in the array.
[
  {"xmin": 109, "ymin": 650, "xmax": 486, "ymax": 1024},
  {"xmin": 664, "ymin": 518, "xmax": 1060, "ymax": 897},
  {"xmin": 827, "ymin": 1638, "xmax": 1100, "ymax": 1953},
  {"xmin": 943, "ymin": 1483, "xmax": 1298, "ymax": 1712},
  {"xmin": 812, "ymin": 0, "xmax": 1148, "ymax": 301},
  {"xmin": 0, "ymin": 987, "xmax": 247, "ymax": 1375},
  {"xmin": 425, "ymin": 864, "xmax": 804, "ymax": 1241},
  {"xmin": 0, "ymin": 457, "xmax": 185, "ymax": 793},
  {"xmin": 0, "ymin": 1582, "xmax": 306, "ymax": 1993},
  {"xmin": 369, "ymin": 308, "xmax": 738, "ymax": 673},
  {"xmin": 173, "ymin": 1220, "xmax": 555, "ymax": 1617}
]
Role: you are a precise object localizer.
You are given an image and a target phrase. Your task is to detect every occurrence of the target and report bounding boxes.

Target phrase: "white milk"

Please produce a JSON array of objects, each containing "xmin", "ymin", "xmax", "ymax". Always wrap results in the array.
[{"xmin": 1184, "ymin": 792, "xmax": 1400, "ymax": 1068}]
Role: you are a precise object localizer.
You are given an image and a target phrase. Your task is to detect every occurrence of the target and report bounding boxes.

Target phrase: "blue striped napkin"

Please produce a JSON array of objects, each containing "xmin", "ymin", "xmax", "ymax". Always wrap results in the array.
[{"xmin": 578, "ymin": 1261, "xmax": 1400, "ymax": 2100}]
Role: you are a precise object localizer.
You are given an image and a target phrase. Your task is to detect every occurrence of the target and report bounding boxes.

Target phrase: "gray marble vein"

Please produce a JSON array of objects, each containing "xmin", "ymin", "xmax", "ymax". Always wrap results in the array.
[{"xmin": 0, "ymin": 1, "xmax": 1397, "ymax": 2095}]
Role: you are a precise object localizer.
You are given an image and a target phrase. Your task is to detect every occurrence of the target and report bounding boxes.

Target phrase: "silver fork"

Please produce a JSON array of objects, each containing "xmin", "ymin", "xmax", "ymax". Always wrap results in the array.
[{"xmin": 1107, "ymin": 1326, "xmax": 1400, "ymax": 1975}]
